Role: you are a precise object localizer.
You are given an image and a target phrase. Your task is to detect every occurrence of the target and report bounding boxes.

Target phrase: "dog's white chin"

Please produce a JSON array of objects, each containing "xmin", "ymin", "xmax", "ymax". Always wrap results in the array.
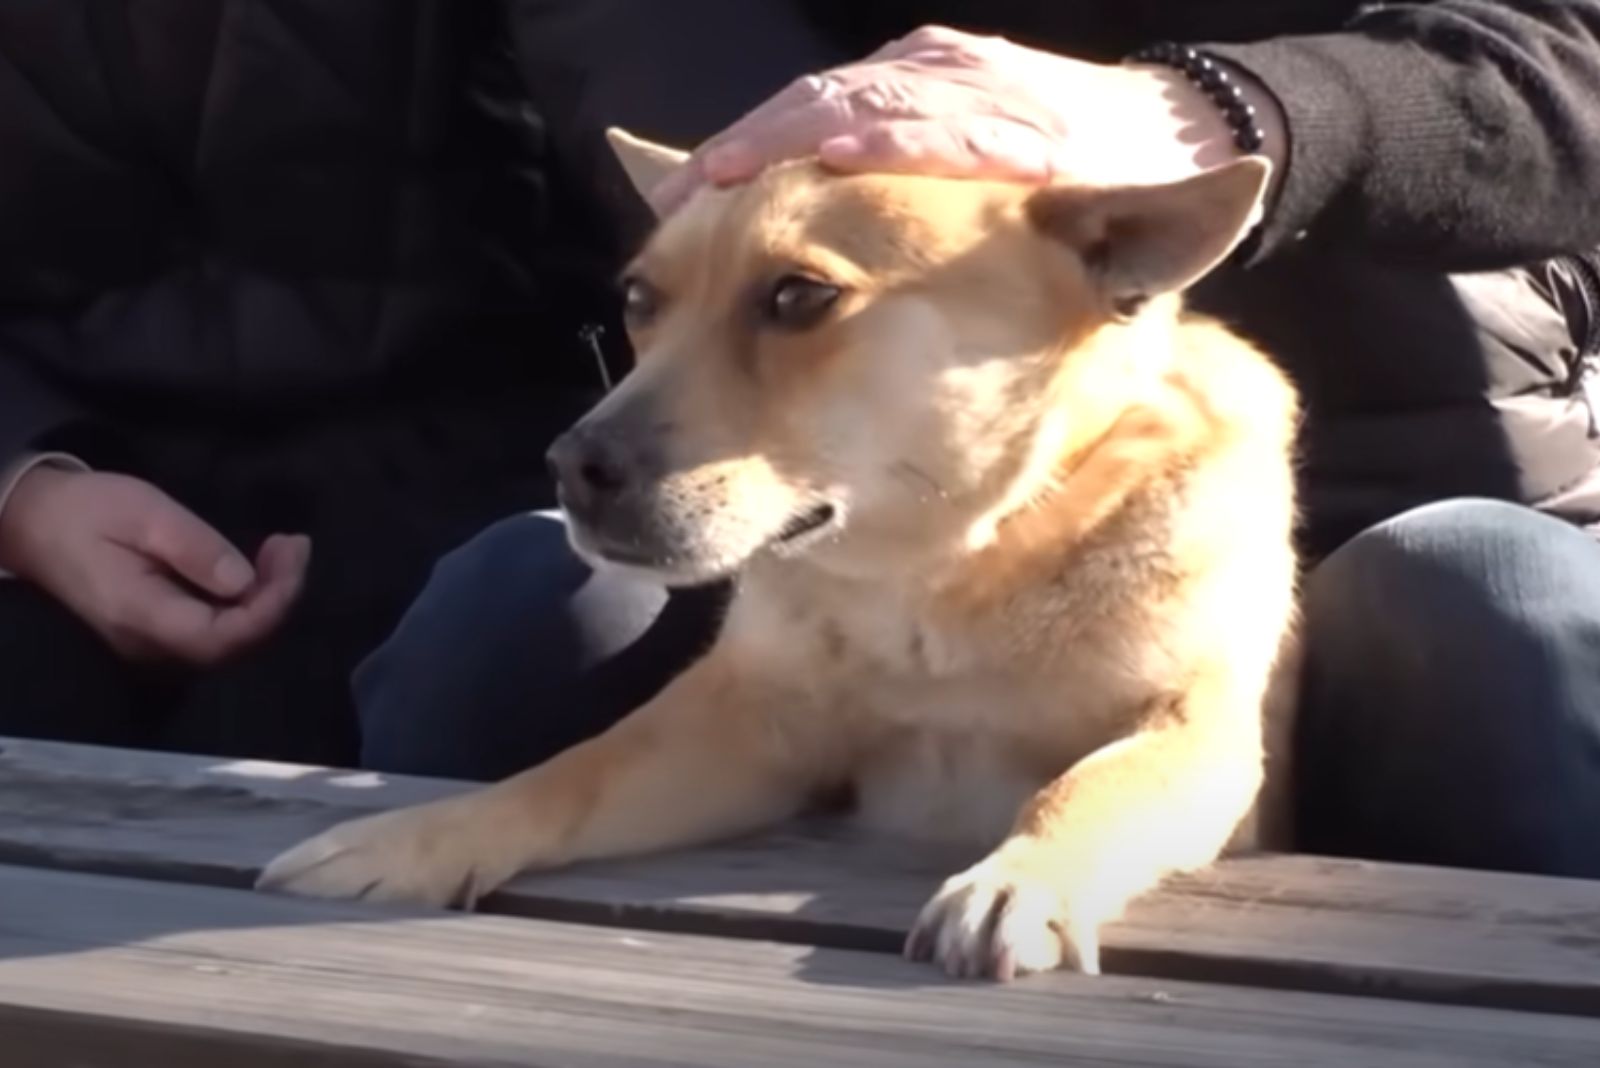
[
  {"xmin": 570, "ymin": 537, "xmax": 741, "ymax": 589},
  {"xmin": 562, "ymin": 502, "xmax": 846, "ymax": 586},
  {"xmin": 596, "ymin": 557, "xmax": 734, "ymax": 589}
]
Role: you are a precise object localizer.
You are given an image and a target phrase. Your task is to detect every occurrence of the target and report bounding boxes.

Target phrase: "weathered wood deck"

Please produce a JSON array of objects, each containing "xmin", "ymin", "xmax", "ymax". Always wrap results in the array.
[{"xmin": 1, "ymin": 736, "xmax": 1597, "ymax": 1065}]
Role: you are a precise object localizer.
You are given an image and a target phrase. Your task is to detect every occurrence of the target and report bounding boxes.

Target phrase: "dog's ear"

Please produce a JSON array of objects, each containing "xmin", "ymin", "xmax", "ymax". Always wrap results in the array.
[
  {"xmin": 1026, "ymin": 158, "xmax": 1271, "ymax": 313},
  {"xmin": 606, "ymin": 127, "xmax": 691, "ymax": 202}
]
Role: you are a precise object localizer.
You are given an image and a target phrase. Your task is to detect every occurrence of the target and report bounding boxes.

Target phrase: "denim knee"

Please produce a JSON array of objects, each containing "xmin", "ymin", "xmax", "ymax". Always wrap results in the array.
[
  {"xmin": 1317, "ymin": 497, "xmax": 1584, "ymax": 588},
  {"xmin": 1297, "ymin": 498, "xmax": 1600, "ymax": 876},
  {"xmin": 354, "ymin": 512, "xmax": 604, "ymax": 778},
  {"xmin": 353, "ymin": 510, "xmax": 710, "ymax": 781},
  {"xmin": 1304, "ymin": 498, "xmax": 1600, "ymax": 677}
]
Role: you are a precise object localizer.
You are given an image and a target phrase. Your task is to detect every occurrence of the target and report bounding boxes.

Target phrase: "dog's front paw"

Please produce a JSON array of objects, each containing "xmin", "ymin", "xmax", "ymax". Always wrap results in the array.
[
  {"xmin": 905, "ymin": 848, "xmax": 1099, "ymax": 981},
  {"xmin": 256, "ymin": 798, "xmax": 513, "ymax": 909}
]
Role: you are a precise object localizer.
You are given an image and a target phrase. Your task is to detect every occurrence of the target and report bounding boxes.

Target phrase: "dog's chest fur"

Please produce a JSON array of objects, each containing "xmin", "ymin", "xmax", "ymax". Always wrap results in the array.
[{"xmin": 730, "ymin": 561, "xmax": 1141, "ymax": 847}]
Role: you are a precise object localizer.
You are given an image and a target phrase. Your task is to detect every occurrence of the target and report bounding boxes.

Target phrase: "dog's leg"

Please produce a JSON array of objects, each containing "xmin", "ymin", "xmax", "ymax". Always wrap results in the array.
[
  {"xmin": 906, "ymin": 676, "xmax": 1265, "ymax": 980},
  {"xmin": 258, "ymin": 650, "xmax": 818, "ymax": 907}
]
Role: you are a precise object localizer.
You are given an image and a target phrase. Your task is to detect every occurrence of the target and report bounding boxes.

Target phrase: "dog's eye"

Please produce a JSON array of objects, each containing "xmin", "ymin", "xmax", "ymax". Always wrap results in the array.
[
  {"xmin": 763, "ymin": 275, "xmax": 842, "ymax": 331},
  {"xmin": 621, "ymin": 276, "xmax": 661, "ymax": 328}
]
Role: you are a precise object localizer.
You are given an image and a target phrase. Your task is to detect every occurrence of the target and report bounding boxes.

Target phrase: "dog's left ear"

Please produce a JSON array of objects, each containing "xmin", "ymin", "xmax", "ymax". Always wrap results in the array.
[
  {"xmin": 1026, "ymin": 157, "xmax": 1271, "ymax": 314},
  {"xmin": 606, "ymin": 127, "xmax": 691, "ymax": 202}
]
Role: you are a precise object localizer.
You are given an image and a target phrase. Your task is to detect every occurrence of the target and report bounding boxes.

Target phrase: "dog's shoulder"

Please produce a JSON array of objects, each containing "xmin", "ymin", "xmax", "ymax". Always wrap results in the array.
[
  {"xmin": 923, "ymin": 312, "xmax": 1297, "ymax": 666},
  {"xmin": 1169, "ymin": 312, "xmax": 1300, "ymax": 457}
]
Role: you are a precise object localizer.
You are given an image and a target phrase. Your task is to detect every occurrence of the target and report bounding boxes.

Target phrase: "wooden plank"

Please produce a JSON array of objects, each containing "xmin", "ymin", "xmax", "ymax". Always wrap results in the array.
[
  {"xmin": 3, "ymin": 863, "xmax": 1599, "ymax": 1068},
  {"xmin": 2, "ymin": 738, "xmax": 1600, "ymax": 1017}
]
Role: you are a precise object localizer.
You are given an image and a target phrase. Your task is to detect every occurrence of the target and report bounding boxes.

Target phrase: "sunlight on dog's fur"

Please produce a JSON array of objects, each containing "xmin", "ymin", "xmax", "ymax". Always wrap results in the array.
[{"xmin": 260, "ymin": 126, "xmax": 1302, "ymax": 982}]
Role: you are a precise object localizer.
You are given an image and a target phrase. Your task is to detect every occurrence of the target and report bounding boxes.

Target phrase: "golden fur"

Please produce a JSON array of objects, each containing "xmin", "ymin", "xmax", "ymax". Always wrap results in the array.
[{"xmin": 260, "ymin": 130, "xmax": 1302, "ymax": 981}]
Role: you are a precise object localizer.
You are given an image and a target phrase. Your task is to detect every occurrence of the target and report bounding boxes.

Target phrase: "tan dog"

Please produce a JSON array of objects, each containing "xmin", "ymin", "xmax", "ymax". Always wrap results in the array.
[{"xmin": 260, "ymin": 129, "xmax": 1301, "ymax": 980}]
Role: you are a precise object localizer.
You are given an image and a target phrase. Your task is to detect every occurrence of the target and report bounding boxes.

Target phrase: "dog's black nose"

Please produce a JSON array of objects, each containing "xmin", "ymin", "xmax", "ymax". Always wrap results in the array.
[{"xmin": 546, "ymin": 428, "xmax": 630, "ymax": 512}]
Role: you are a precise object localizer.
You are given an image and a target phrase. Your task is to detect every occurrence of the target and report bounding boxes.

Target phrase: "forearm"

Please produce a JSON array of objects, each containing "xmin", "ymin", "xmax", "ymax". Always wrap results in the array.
[
  {"xmin": 1203, "ymin": 1, "xmax": 1600, "ymax": 270},
  {"xmin": 1005, "ymin": 724, "xmax": 1263, "ymax": 921}
]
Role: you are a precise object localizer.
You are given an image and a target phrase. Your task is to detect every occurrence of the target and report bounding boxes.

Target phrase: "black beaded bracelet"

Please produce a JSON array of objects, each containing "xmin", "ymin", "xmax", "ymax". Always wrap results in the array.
[{"xmin": 1126, "ymin": 42, "xmax": 1266, "ymax": 154}]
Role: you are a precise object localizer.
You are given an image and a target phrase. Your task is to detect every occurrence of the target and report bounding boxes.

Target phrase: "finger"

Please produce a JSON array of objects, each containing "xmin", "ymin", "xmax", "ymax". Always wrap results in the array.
[
  {"xmin": 703, "ymin": 95, "xmax": 869, "ymax": 184},
  {"xmin": 255, "ymin": 532, "xmax": 313, "ymax": 585},
  {"xmin": 714, "ymin": 64, "xmax": 997, "ymax": 182},
  {"xmin": 259, "ymin": 533, "xmax": 313, "ymax": 608},
  {"xmin": 209, "ymin": 534, "xmax": 312, "ymax": 650},
  {"xmin": 126, "ymin": 574, "xmax": 240, "ymax": 663},
  {"xmin": 818, "ymin": 118, "xmax": 1062, "ymax": 182},
  {"xmin": 120, "ymin": 491, "xmax": 255, "ymax": 600},
  {"xmin": 651, "ymin": 72, "xmax": 855, "ymax": 213},
  {"xmin": 651, "ymin": 94, "xmax": 806, "ymax": 212},
  {"xmin": 879, "ymin": 25, "xmax": 1003, "ymax": 68},
  {"xmin": 132, "ymin": 535, "xmax": 310, "ymax": 664}
]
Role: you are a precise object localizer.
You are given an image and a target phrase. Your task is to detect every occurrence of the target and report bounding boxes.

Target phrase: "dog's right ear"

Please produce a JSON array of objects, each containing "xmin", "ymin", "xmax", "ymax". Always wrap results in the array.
[
  {"xmin": 606, "ymin": 127, "xmax": 691, "ymax": 203},
  {"xmin": 1025, "ymin": 158, "xmax": 1271, "ymax": 316}
]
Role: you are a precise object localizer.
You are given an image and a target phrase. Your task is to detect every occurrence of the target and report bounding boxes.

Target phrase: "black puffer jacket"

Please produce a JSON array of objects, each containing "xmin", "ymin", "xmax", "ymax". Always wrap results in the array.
[
  {"xmin": 0, "ymin": 5, "xmax": 564, "ymax": 440},
  {"xmin": 0, "ymin": 1, "xmax": 823, "ymax": 451}
]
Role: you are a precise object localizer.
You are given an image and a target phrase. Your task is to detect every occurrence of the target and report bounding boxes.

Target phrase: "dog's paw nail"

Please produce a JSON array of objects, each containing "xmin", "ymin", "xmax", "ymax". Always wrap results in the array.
[
  {"xmin": 903, "ymin": 924, "xmax": 936, "ymax": 963},
  {"xmin": 911, "ymin": 855, "xmax": 1095, "ymax": 981},
  {"xmin": 255, "ymin": 801, "xmax": 497, "ymax": 908}
]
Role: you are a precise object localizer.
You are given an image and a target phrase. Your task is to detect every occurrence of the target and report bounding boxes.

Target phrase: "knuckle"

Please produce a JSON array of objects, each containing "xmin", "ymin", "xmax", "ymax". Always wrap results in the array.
[
  {"xmin": 905, "ymin": 24, "xmax": 963, "ymax": 47},
  {"xmin": 857, "ymin": 75, "xmax": 924, "ymax": 119},
  {"xmin": 126, "ymin": 507, "xmax": 161, "ymax": 545},
  {"xmin": 864, "ymin": 123, "xmax": 910, "ymax": 152},
  {"xmin": 130, "ymin": 508, "xmax": 179, "ymax": 557},
  {"xmin": 791, "ymin": 71, "xmax": 839, "ymax": 101},
  {"xmin": 903, "ymin": 24, "xmax": 1006, "ymax": 63}
]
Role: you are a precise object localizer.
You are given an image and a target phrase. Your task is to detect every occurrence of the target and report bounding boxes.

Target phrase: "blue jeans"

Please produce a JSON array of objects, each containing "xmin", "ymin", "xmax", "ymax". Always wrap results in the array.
[
  {"xmin": 354, "ymin": 511, "xmax": 728, "ymax": 782},
  {"xmin": 356, "ymin": 499, "xmax": 1600, "ymax": 878}
]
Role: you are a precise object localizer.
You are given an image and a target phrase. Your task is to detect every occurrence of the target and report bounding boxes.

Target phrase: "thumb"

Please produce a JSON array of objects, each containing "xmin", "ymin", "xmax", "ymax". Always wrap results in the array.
[{"xmin": 120, "ymin": 488, "xmax": 255, "ymax": 600}]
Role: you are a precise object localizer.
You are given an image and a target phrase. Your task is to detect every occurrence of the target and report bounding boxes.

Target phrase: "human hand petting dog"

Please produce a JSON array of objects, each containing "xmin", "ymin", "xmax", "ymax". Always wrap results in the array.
[
  {"xmin": 652, "ymin": 25, "xmax": 1286, "ymax": 217},
  {"xmin": 0, "ymin": 466, "xmax": 310, "ymax": 663}
]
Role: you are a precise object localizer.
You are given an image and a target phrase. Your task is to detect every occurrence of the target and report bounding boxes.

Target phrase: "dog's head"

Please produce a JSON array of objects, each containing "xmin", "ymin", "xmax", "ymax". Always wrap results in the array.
[{"xmin": 548, "ymin": 129, "xmax": 1268, "ymax": 586}]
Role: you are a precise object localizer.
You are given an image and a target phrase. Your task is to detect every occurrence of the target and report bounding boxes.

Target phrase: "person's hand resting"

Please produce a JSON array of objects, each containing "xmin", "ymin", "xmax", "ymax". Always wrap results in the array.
[
  {"xmin": 0, "ymin": 466, "xmax": 310, "ymax": 664},
  {"xmin": 651, "ymin": 25, "xmax": 1287, "ymax": 217}
]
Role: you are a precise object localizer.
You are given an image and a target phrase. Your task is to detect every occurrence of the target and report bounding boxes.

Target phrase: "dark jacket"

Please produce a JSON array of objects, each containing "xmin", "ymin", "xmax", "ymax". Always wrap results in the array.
[
  {"xmin": 4, "ymin": 1, "xmax": 1600, "ymax": 560},
  {"xmin": 0, "ymin": 4, "xmax": 581, "ymax": 443},
  {"xmin": 0, "ymin": 0, "xmax": 833, "ymax": 452}
]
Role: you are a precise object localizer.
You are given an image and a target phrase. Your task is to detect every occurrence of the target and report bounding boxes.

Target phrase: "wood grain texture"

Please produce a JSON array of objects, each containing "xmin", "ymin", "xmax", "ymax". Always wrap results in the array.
[
  {"xmin": 2, "ymin": 738, "xmax": 1600, "ymax": 1017},
  {"xmin": 4, "ymin": 864, "xmax": 1600, "ymax": 1068}
]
